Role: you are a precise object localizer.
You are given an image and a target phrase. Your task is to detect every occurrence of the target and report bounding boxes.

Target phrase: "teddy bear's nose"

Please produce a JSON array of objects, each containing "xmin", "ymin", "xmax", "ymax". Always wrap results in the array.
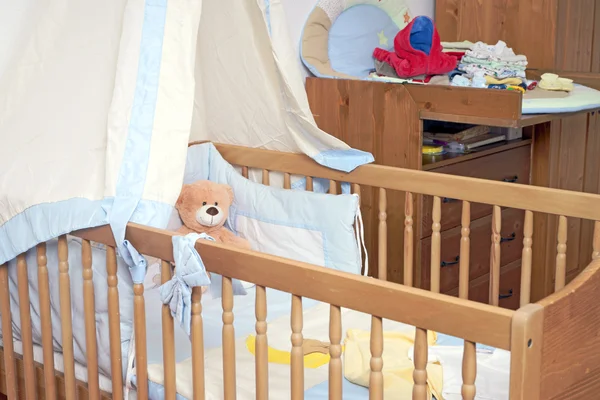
[{"xmin": 206, "ymin": 206, "xmax": 219, "ymax": 216}]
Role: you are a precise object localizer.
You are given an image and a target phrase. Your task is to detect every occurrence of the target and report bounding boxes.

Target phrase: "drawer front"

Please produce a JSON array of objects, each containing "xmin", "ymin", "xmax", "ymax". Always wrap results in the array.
[
  {"xmin": 421, "ymin": 208, "xmax": 525, "ymax": 294},
  {"xmin": 421, "ymin": 145, "xmax": 530, "ymax": 238},
  {"xmin": 464, "ymin": 261, "xmax": 522, "ymax": 310}
]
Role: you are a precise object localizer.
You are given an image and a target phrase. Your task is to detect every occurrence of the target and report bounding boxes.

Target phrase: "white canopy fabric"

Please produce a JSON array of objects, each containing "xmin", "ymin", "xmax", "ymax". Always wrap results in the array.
[{"xmin": 0, "ymin": 0, "xmax": 373, "ymax": 268}]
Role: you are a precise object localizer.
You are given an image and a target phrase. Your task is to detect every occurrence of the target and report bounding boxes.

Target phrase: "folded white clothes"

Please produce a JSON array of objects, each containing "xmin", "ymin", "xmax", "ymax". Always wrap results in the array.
[{"xmin": 466, "ymin": 40, "xmax": 528, "ymax": 63}]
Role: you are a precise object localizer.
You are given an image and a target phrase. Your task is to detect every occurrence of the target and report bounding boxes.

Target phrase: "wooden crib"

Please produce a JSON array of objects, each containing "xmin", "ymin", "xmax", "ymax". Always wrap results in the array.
[{"xmin": 1, "ymin": 142, "xmax": 599, "ymax": 400}]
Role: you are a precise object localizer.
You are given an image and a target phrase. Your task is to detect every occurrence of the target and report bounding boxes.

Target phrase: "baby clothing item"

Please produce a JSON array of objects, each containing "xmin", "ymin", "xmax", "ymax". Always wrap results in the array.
[
  {"xmin": 344, "ymin": 328, "xmax": 443, "ymax": 400},
  {"xmin": 458, "ymin": 40, "xmax": 528, "ymax": 80},
  {"xmin": 485, "ymin": 76, "xmax": 524, "ymax": 86},
  {"xmin": 539, "ymin": 73, "xmax": 574, "ymax": 92},
  {"xmin": 373, "ymin": 16, "xmax": 457, "ymax": 78},
  {"xmin": 451, "ymin": 74, "xmax": 471, "ymax": 87}
]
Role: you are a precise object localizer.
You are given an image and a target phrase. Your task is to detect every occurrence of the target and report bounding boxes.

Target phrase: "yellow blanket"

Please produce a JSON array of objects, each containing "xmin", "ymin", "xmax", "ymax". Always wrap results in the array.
[{"xmin": 343, "ymin": 329, "xmax": 443, "ymax": 400}]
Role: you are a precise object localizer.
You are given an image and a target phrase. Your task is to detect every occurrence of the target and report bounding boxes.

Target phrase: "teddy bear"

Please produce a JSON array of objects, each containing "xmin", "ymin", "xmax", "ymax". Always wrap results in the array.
[{"xmin": 175, "ymin": 180, "xmax": 251, "ymax": 250}]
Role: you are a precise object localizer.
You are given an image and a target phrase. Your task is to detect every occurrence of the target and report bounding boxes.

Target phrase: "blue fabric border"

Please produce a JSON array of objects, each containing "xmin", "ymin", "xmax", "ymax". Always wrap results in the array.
[
  {"xmin": 312, "ymin": 148, "xmax": 374, "ymax": 172},
  {"xmin": 0, "ymin": 197, "xmax": 173, "ymax": 266},
  {"xmin": 109, "ymin": 0, "xmax": 169, "ymax": 283}
]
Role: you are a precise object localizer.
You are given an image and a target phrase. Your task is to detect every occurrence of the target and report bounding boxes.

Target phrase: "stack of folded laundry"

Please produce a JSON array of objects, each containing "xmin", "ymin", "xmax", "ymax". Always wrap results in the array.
[{"xmin": 459, "ymin": 40, "xmax": 527, "ymax": 79}]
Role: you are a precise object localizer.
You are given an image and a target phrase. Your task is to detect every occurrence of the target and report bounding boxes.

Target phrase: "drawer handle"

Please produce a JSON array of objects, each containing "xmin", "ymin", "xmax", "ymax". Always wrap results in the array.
[
  {"xmin": 500, "ymin": 232, "xmax": 516, "ymax": 243},
  {"xmin": 442, "ymin": 197, "xmax": 458, "ymax": 204},
  {"xmin": 502, "ymin": 176, "xmax": 518, "ymax": 183},
  {"xmin": 441, "ymin": 255, "xmax": 460, "ymax": 267},
  {"xmin": 499, "ymin": 289, "xmax": 514, "ymax": 300}
]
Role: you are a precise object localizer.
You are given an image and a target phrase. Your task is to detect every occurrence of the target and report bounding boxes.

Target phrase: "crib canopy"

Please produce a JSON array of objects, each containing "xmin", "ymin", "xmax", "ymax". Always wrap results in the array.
[{"xmin": 0, "ymin": 0, "xmax": 373, "ymax": 267}]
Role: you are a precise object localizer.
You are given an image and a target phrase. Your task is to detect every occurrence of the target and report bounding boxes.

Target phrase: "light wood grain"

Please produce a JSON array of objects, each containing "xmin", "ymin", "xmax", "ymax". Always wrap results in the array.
[
  {"xmin": 133, "ymin": 283, "xmax": 148, "ymax": 399},
  {"xmin": 212, "ymin": 143, "xmax": 600, "ymax": 221},
  {"xmin": 222, "ymin": 277, "xmax": 236, "ymax": 400},
  {"xmin": 191, "ymin": 286, "xmax": 205, "ymax": 400},
  {"xmin": 0, "ymin": 263, "xmax": 17, "ymax": 400},
  {"xmin": 291, "ymin": 295, "xmax": 304, "ymax": 400},
  {"xmin": 489, "ymin": 207, "xmax": 502, "ymax": 306},
  {"xmin": 462, "ymin": 340, "xmax": 476, "ymax": 400},
  {"xmin": 555, "ymin": 216, "xmax": 568, "ymax": 291},
  {"xmin": 106, "ymin": 246, "xmax": 123, "ymax": 399},
  {"xmin": 459, "ymin": 201, "xmax": 471, "ymax": 299},
  {"xmin": 538, "ymin": 259, "xmax": 600, "ymax": 399},
  {"xmin": 255, "ymin": 285, "xmax": 268, "ymax": 400},
  {"xmin": 404, "ymin": 192, "xmax": 414, "ymax": 286},
  {"xmin": 81, "ymin": 240, "xmax": 99, "ymax": 400},
  {"xmin": 37, "ymin": 243, "xmax": 57, "ymax": 400},
  {"xmin": 369, "ymin": 316, "xmax": 383, "ymax": 400},
  {"xmin": 378, "ymin": 188, "xmax": 387, "ymax": 281},
  {"xmin": 161, "ymin": 261, "xmax": 177, "ymax": 400},
  {"xmin": 412, "ymin": 327, "xmax": 428, "ymax": 400},
  {"xmin": 520, "ymin": 211, "xmax": 534, "ymax": 307},
  {"xmin": 593, "ymin": 221, "xmax": 600, "ymax": 260},
  {"xmin": 509, "ymin": 304, "xmax": 544, "ymax": 400},
  {"xmin": 329, "ymin": 305, "xmax": 342, "ymax": 400},
  {"xmin": 58, "ymin": 236, "xmax": 76, "ymax": 400},
  {"xmin": 16, "ymin": 254, "xmax": 36, "ymax": 399},
  {"xmin": 430, "ymin": 197, "xmax": 442, "ymax": 293},
  {"xmin": 74, "ymin": 223, "xmax": 515, "ymax": 349}
]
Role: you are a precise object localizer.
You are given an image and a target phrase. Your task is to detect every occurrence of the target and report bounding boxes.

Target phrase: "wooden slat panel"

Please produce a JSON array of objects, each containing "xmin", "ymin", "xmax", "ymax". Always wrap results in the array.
[
  {"xmin": 306, "ymin": 177, "xmax": 313, "ymax": 191},
  {"xmin": 76, "ymin": 223, "xmax": 516, "ymax": 350},
  {"xmin": 369, "ymin": 316, "xmax": 383, "ymax": 400},
  {"xmin": 222, "ymin": 276, "xmax": 236, "ymax": 400},
  {"xmin": 161, "ymin": 261, "xmax": 177, "ymax": 400},
  {"xmin": 106, "ymin": 246, "xmax": 123, "ymax": 399},
  {"xmin": 555, "ymin": 0, "xmax": 596, "ymax": 71},
  {"xmin": 520, "ymin": 211, "xmax": 534, "ymax": 306},
  {"xmin": 290, "ymin": 295, "xmax": 304, "ymax": 400},
  {"xmin": 242, "ymin": 166, "xmax": 249, "ymax": 179},
  {"xmin": 489, "ymin": 207, "xmax": 502, "ymax": 306},
  {"xmin": 328, "ymin": 305, "xmax": 342, "ymax": 400},
  {"xmin": 81, "ymin": 240, "xmax": 100, "ymax": 400},
  {"xmin": 284, "ymin": 173, "xmax": 291, "ymax": 190},
  {"xmin": 262, "ymin": 169, "xmax": 270, "ymax": 186},
  {"xmin": 191, "ymin": 286, "xmax": 205, "ymax": 400},
  {"xmin": 594, "ymin": 3, "xmax": 600, "ymax": 73},
  {"xmin": 459, "ymin": 202, "xmax": 471, "ymax": 300},
  {"xmin": 37, "ymin": 243, "xmax": 57, "ymax": 400},
  {"xmin": 58, "ymin": 235, "xmax": 76, "ymax": 400},
  {"xmin": 213, "ymin": 143, "xmax": 600, "ymax": 221},
  {"xmin": 255, "ymin": 285, "xmax": 268, "ymax": 400},
  {"xmin": 0, "ymin": 263, "xmax": 17, "ymax": 400},
  {"xmin": 133, "ymin": 283, "xmax": 148, "ymax": 399},
  {"xmin": 555, "ymin": 216, "xmax": 568, "ymax": 291},
  {"xmin": 16, "ymin": 254, "xmax": 36, "ymax": 399},
  {"xmin": 462, "ymin": 340, "xmax": 477, "ymax": 400},
  {"xmin": 594, "ymin": 221, "xmax": 600, "ymax": 260}
]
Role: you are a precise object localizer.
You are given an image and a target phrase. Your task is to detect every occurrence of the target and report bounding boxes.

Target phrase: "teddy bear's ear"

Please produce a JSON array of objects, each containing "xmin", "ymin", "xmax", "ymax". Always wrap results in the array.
[{"xmin": 176, "ymin": 185, "xmax": 189, "ymax": 209}]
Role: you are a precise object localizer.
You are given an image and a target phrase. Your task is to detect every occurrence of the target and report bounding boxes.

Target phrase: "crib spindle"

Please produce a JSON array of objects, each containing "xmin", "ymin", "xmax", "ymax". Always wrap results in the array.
[
  {"xmin": 404, "ymin": 192, "xmax": 414, "ymax": 287},
  {"xmin": 459, "ymin": 201, "xmax": 471, "ymax": 299},
  {"xmin": 329, "ymin": 180, "xmax": 337, "ymax": 195},
  {"xmin": 222, "ymin": 276, "xmax": 237, "ymax": 400},
  {"xmin": 256, "ymin": 285, "xmax": 269, "ymax": 400},
  {"xmin": 520, "ymin": 211, "xmax": 534, "ymax": 307},
  {"xmin": 160, "ymin": 261, "xmax": 177, "ymax": 400},
  {"xmin": 242, "ymin": 166, "xmax": 249, "ymax": 179},
  {"xmin": 291, "ymin": 295, "xmax": 304, "ymax": 400},
  {"xmin": 191, "ymin": 286, "xmax": 206, "ymax": 400},
  {"xmin": 369, "ymin": 315, "xmax": 384, "ymax": 400},
  {"xmin": 284, "ymin": 173, "xmax": 292, "ymax": 190},
  {"xmin": 555, "ymin": 216, "xmax": 568, "ymax": 291},
  {"xmin": 431, "ymin": 196, "xmax": 442, "ymax": 293},
  {"xmin": 412, "ymin": 327, "xmax": 428, "ymax": 400},
  {"xmin": 462, "ymin": 340, "xmax": 477, "ymax": 400},
  {"xmin": 82, "ymin": 240, "xmax": 100, "ymax": 400},
  {"xmin": 593, "ymin": 221, "xmax": 600, "ymax": 260},
  {"xmin": 458, "ymin": 202, "xmax": 477, "ymax": 399},
  {"xmin": 133, "ymin": 282, "xmax": 148, "ymax": 399},
  {"xmin": 262, "ymin": 169, "xmax": 270, "ymax": 186},
  {"xmin": 16, "ymin": 254, "xmax": 37, "ymax": 399},
  {"xmin": 489, "ymin": 206, "xmax": 502, "ymax": 306},
  {"xmin": 37, "ymin": 243, "xmax": 57, "ymax": 400},
  {"xmin": 106, "ymin": 245, "xmax": 124, "ymax": 398},
  {"xmin": 329, "ymin": 304, "xmax": 342, "ymax": 400},
  {"xmin": 0, "ymin": 263, "xmax": 17, "ymax": 400},
  {"xmin": 58, "ymin": 235, "xmax": 77, "ymax": 400},
  {"xmin": 378, "ymin": 188, "xmax": 387, "ymax": 281},
  {"xmin": 306, "ymin": 177, "xmax": 314, "ymax": 191}
]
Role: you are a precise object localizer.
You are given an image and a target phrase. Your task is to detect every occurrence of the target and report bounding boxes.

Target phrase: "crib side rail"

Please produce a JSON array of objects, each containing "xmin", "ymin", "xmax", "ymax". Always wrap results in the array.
[
  {"xmin": 74, "ymin": 223, "xmax": 514, "ymax": 350},
  {"xmin": 213, "ymin": 142, "xmax": 600, "ymax": 221}
]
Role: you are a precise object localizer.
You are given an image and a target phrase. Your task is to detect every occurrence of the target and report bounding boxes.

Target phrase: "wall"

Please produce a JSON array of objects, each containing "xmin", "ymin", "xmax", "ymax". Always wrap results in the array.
[{"xmin": 280, "ymin": 0, "xmax": 436, "ymax": 78}]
